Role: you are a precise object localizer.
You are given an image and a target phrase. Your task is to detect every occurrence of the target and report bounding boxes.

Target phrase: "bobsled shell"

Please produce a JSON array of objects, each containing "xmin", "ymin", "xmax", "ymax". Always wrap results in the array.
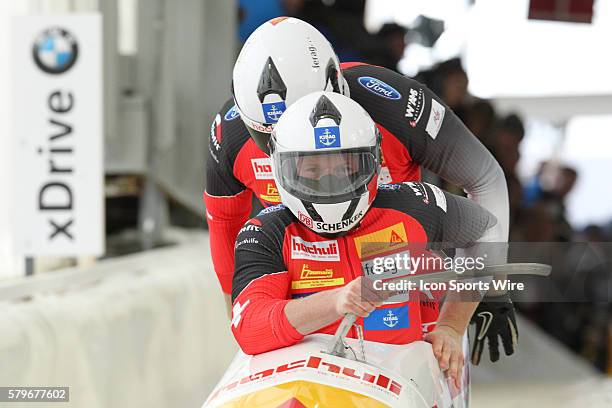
[
  {"xmin": 217, "ymin": 380, "xmax": 389, "ymax": 408},
  {"xmin": 204, "ymin": 334, "xmax": 467, "ymax": 408}
]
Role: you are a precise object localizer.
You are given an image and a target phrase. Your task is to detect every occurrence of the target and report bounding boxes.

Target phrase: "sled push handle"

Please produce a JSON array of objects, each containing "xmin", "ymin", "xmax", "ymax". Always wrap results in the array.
[{"xmin": 325, "ymin": 262, "xmax": 551, "ymax": 358}]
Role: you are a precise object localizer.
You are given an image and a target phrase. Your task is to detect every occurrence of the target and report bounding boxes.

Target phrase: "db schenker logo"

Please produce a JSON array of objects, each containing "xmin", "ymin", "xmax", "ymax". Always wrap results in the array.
[{"xmin": 32, "ymin": 27, "xmax": 79, "ymax": 74}]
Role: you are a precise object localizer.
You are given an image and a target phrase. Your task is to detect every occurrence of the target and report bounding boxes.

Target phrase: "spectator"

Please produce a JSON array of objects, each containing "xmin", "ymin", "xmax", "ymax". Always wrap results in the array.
[
  {"xmin": 490, "ymin": 113, "xmax": 526, "ymax": 225},
  {"xmin": 371, "ymin": 23, "xmax": 408, "ymax": 71},
  {"xmin": 539, "ymin": 164, "xmax": 578, "ymax": 242},
  {"xmin": 465, "ymin": 99, "xmax": 496, "ymax": 149},
  {"xmin": 492, "ymin": 114, "xmax": 525, "ymax": 174},
  {"xmin": 416, "ymin": 58, "xmax": 470, "ymax": 121}
]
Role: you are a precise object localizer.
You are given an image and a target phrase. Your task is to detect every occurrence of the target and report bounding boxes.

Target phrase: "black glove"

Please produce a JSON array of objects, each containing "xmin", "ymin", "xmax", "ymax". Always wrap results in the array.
[{"xmin": 470, "ymin": 293, "xmax": 518, "ymax": 365}]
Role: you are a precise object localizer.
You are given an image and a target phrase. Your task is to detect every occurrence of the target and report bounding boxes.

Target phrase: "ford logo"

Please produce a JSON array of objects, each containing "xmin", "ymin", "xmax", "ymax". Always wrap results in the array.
[
  {"xmin": 224, "ymin": 105, "xmax": 240, "ymax": 121},
  {"xmin": 358, "ymin": 76, "xmax": 402, "ymax": 100}
]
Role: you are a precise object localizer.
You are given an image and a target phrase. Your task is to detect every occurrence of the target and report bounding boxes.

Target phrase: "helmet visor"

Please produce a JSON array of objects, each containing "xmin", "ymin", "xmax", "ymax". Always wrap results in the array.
[{"xmin": 276, "ymin": 148, "xmax": 378, "ymax": 204}]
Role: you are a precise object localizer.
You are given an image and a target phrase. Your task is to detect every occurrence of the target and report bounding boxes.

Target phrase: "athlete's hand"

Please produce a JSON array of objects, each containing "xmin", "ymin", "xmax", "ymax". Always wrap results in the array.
[
  {"xmin": 334, "ymin": 277, "xmax": 384, "ymax": 317},
  {"xmin": 424, "ymin": 325, "xmax": 464, "ymax": 389},
  {"xmin": 470, "ymin": 293, "xmax": 518, "ymax": 364}
]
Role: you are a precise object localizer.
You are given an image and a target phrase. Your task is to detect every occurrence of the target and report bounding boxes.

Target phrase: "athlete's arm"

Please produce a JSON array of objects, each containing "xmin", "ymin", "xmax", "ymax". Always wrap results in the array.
[
  {"xmin": 422, "ymin": 183, "xmax": 518, "ymax": 365},
  {"xmin": 346, "ymin": 64, "xmax": 509, "ymax": 244},
  {"xmin": 205, "ymin": 103, "xmax": 253, "ymax": 294},
  {"xmin": 285, "ymin": 277, "xmax": 384, "ymax": 334},
  {"xmin": 415, "ymin": 90, "xmax": 509, "ymax": 245},
  {"xmin": 402, "ymin": 183, "xmax": 496, "ymax": 386},
  {"xmin": 230, "ymin": 217, "xmax": 300, "ymax": 355},
  {"xmin": 231, "ymin": 217, "xmax": 383, "ymax": 355}
]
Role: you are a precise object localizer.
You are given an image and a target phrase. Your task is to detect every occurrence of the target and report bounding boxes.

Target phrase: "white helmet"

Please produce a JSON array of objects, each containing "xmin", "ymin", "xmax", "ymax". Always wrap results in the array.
[
  {"xmin": 233, "ymin": 17, "xmax": 349, "ymax": 153},
  {"xmin": 270, "ymin": 91, "xmax": 381, "ymax": 236}
]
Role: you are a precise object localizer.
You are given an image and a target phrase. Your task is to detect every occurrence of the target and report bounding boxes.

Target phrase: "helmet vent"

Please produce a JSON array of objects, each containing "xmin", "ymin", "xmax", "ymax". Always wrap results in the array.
[
  {"xmin": 257, "ymin": 57, "xmax": 287, "ymax": 103},
  {"xmin": 309, "ymin": 94, "xmax": 342, "ymax": 127},
  {"xmin": 325, "ymin": 58, "xmax": 341, "ymax": 93}
]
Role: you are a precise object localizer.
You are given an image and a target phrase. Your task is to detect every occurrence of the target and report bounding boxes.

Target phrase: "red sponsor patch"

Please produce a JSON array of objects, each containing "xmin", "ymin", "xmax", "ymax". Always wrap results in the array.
[{"xmin": 298, "ymin": 211, "xmax": 313, "ymax": 228}]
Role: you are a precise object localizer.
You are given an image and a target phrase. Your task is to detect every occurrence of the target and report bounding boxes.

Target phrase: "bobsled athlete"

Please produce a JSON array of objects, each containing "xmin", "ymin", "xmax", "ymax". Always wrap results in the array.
[
  {"xmin": 204, "ymin": 17, "xmax": 515, "ymax": 364},
  {"xmin": 230, "ymin": 92, "xmax": 506, "ymax": 387}
]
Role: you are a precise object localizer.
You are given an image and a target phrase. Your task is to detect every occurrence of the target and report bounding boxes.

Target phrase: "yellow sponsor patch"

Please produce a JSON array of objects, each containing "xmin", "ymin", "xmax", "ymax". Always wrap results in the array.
[
  {"xmin": 291, "ymin": 278, "xmax": 345, "ymax": 289},
  {"xmin": 353, "ymin": 222, "xmax": 408, "ymax": 259},
  {"xmin": 260, "ymin": 183, "xmax": 281, "ymax": 203},
  {"xmin": 300, "ymin": 264, "xmax": 334, "ymax": 279},
  {"xmin": 292, "ymin": 264, "xmax": 343, "ymax": 289}
]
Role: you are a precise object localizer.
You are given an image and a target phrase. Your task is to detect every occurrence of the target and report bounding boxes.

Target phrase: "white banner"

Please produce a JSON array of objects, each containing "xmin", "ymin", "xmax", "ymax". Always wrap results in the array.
[{"xmin": 12, "ymin": 14, "xmax": 103, "ymax": 256}]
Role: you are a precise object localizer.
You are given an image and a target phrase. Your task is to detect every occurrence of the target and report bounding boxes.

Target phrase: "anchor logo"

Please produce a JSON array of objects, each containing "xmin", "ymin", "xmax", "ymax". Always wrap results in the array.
[
  {"xmin": 319, "ymin": 128, "xmax": 337, "ymax": 146},
  {"xmin": 314, "ymin": 125, "xmax": 341, "ymax": 149},
  {"xmin": 266, "ymin": 104, "xmax": 283, "ymax": 122},
  {"xmin": 383, "ymin": 310, "xmax": 399, "ymax": 328}
]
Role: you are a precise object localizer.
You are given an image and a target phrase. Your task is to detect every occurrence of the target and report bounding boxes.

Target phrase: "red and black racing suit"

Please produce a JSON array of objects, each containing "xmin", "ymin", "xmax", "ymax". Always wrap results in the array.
[
  {"xmin": 205, "ymin": 63, "xmax": 507, "ymax": 299},
  {"xmin": 230, "ymin": 183, "xmax": 497, "ymax": 355}
]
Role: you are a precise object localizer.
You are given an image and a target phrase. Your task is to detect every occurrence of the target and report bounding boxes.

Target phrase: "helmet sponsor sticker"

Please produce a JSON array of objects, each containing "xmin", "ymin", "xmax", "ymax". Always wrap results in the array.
[
  {"xmin": 224, "ymin": 104, "xmax": 240, "ymax": 121},
  {"xmin": 298, "ymin": 211, "xmax": 314, "ymax": 228},
  {"xmin": 315, "ymin": 210, "xmax": 364, "ymax": 233},
  {"xmin": 251, "ymin": 158, "xmax": 274, "ymax": 180},
  {"xmin": 357, "ymin": 76, "xmax": 402, "ymax": 100},
  {"xmin": 306, "ymin": 37, "xmax": 320, "ymax": 69},
  {"xmin": 314, "ymin": 126, "xmax": 341, "ymax": 149},
  {"xmin": 268, "ymin": 16, "xmax": 289, "ymax": 26},
  {"xmin": 425, "ymin": 98, "xmax": 445, "ymax": 139},
  {"xmin": 291, "ymin": 236, "xmax": 340, "ymax": 261},
  {"xmin": 243, "ymin": 115, "xmax": 274, "ymax": 133},
  {"xmin": 404, "ymin": 88, "xmax": 424, "ymax": 127},
  {"xmin": 364, "ymin": 306, "xmax": 410, "ymax": 330},
  {"xmin": 262, "ymin": 101, "xmax": 286, "ymax": 123}
]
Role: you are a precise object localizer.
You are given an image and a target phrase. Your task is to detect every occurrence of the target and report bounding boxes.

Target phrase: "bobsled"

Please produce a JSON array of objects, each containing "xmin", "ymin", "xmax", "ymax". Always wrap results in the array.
[
  {"xmin": 203, "ymin": 263, "xmax": 550, "ymax": 408},
  {"xmin": 203, "ymin": 333, "xmax": 469, "ymax": 408}
]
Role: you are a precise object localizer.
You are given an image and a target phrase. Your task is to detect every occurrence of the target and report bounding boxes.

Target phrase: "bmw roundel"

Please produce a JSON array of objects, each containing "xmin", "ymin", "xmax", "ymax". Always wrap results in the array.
[
  {"xmin": 32, "ymin": 27, "xmax": 79, "ymax": 75},
  {"xmin": 224, "ymin": 105, "xmax": 240, "ymax": 121},
  {"xmin": 358, "ymin": 76, "xmax": 402, "ymax": 100}
]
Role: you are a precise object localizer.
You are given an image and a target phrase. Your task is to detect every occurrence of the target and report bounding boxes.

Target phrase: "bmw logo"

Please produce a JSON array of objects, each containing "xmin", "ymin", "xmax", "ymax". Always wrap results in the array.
[{"xmin": 32, "ymin": 27, "xmax": 79, "ymax": 74}]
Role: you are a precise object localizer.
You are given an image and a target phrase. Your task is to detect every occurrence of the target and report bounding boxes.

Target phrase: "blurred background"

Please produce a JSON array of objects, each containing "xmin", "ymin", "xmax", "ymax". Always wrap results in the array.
[{"xmin": 1, "ymin": 0, "xmax": 611, "ymax": 407}]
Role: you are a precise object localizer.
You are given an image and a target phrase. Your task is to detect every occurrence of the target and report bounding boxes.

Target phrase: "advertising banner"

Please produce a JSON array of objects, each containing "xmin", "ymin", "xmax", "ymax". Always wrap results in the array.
[{"xmin": 12, "ymin": 14, "xmax": 103, "ymax": 256}]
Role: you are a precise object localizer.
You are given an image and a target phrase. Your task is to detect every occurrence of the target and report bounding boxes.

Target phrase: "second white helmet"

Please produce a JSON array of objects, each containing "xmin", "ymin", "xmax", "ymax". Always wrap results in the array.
[
  {"xmin": 270, "ymin": 92, "xmax": 381, "ymax": 236},
  {"xmin": 232, "ymin": 17, "xmax": 349, "ymax": 153}
]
